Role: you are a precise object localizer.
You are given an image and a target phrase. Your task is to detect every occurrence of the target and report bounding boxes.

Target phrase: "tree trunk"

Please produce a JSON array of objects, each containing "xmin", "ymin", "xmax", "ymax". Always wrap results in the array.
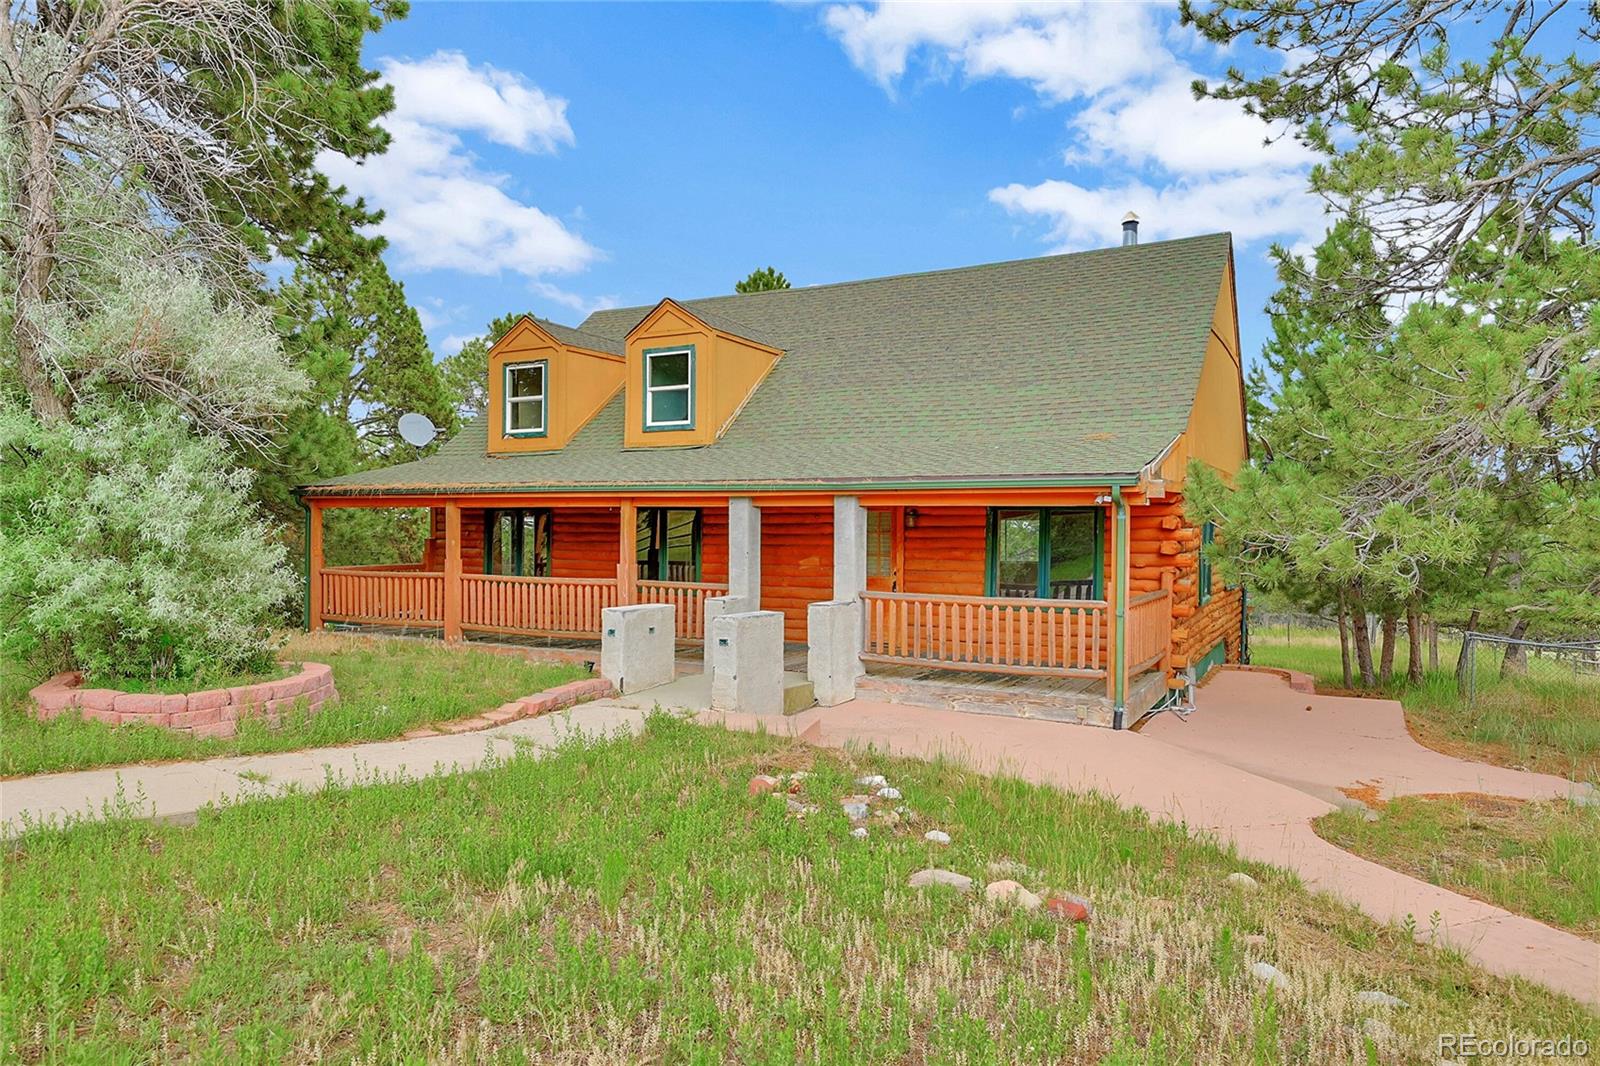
[
  {"xmin": 1455, "ymin": 608, "xmax": 1480, "ymax": 694},
  {"xmin": 1350, "ymin": 594, "xmax": 1377, "ymax": 688},
  {"xmin": 11, "ymin": 96, "xmax": 70, "ymax": 422},
  {"xmin": 1336, "ymin": 589, "xmax": 1353, "ymax": 689},
  {"xmin": 1500, "ymin": 617, "xmax": 1530, "ymax": 678},
  {"xmin": 1378, "ymin": 614, "xmax": 1398, "ymax": 684},
  {"xmin": 1428, "ymin": 618, "xmax": 1439, "ymax": 672},
  {"xmin": 1405, "ymin": 597, "xmax": 1424, "ymax": 685}
]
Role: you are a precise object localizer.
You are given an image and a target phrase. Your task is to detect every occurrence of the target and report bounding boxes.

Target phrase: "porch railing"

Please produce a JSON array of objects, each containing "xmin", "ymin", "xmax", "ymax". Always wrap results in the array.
[
  {"xmin": 1126, "ymin": 589, "xmax": 1173, "ymax": 675},
  {"xmin": 862, "ymin": 591, "xmax": 1109, "ymax": 678},
  {"xmin": 321, "ymin": 568, "xmax": 444, "ymax": 626},
  {"xmin": 638, "ymin": 579, "xmax": 729, "ymax": 639},
  {"xmin": 460, "ymin": 574, "xmax": 618, "ymax": 637}
]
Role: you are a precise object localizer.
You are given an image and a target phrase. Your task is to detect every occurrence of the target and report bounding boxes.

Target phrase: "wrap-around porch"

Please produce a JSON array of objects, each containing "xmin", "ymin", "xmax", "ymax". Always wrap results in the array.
[{"xmin": 305, "ymin": 491, "xmax": 1174, "ymax": 720}]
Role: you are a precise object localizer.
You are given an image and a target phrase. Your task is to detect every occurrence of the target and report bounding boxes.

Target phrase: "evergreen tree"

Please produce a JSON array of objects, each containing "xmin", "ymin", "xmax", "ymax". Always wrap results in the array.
[
  {"xmin": 736, "ymin": 267, "xmax": 791, "ymax": 293},
  {"xmin": 439, "ymin": 311, "xmax": 533, "ymax": 419}
]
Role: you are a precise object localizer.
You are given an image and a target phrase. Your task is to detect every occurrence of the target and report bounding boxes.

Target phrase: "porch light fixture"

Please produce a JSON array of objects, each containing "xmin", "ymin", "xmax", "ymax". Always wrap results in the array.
[{"xmin": 905, "ymin": 508, "xmax": 919, "ymax": 529}]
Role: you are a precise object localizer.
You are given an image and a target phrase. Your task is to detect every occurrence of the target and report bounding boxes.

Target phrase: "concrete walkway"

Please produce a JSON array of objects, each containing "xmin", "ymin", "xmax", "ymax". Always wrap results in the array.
[
  {"xmin": 0, "ymin": 703, "xmax": 650, "ymax": 831},
  {"xmin": 697, "ymin": 670, "xmax": 1600, "ymax": 1009}
]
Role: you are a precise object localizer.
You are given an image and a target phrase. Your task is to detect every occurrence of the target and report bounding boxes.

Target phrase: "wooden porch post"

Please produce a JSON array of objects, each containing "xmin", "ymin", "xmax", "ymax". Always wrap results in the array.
[
  {"xmin": 617, "ymin": 499, "xmax": 638, "ymax": 605},
  {"xmin": 1111, "ymin": 486, "xmax": 1130, "ymax": 727},
  {"xmin": 307, "ymin": 500, "xmax": 324, "ymax": 632},
  {"xmin": 443, "ymin": 501, "xmax": 463, "ymax": 642}
]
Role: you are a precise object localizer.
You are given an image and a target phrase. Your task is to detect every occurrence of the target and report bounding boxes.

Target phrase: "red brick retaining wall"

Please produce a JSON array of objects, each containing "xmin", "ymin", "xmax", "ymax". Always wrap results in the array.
[{"xmin": 29, "ymin": 662, "xmax": 338, "ymax": 739}]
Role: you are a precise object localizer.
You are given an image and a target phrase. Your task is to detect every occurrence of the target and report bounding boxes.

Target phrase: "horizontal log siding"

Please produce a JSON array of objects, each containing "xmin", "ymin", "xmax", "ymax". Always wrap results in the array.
[
  {"xmin": 700, "ymin": 507, "xmax": 729, "ymax": 584},
  {"xmin": 901, "ymin": 507, "xmax": 986, "ymax": 596},
  {"xmin": 1124, "ymin": 493, "xmax": 1242, "ymax": 677},
  {"xmin": 550, "ymin": 508, "xmax": 619, "ymax": 579},
  {"xmin": 759, "ymin": 507, "xmax": 833, "ymax": 642}
]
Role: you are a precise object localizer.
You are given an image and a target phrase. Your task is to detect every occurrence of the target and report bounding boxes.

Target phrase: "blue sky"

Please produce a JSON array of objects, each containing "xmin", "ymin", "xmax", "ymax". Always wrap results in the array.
[{"xmin": 320, "ymin": 2, "xmax": 1329, "ymax": 367}]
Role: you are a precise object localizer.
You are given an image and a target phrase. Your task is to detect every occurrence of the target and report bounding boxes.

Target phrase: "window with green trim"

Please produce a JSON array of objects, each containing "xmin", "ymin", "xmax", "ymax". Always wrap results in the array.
[
  {"xmin": 986, "ymin": 508, "xmax": 1101, "ymax": 600},
  {"xmin": 1198, "ymin": 521, "xmax": 1215, "ymax": 605},
  {"xmin": 644, "ymin": 346, "xmax": 693, "ymax": 429},
  {"xmin": 504, "ymin": 361, "xmax": 547, "ymax": 436},
  {"xmin": 637, "ymin": 508, "xmax": 701, "ymax": 581},
  {"xmin": 485, "ymin": 509, "xmax": 551, "ymax": 576}
]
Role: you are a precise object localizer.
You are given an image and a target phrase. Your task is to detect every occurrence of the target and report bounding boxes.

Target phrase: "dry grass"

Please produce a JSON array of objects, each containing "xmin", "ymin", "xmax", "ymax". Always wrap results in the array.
[{"xmin": 4, "ymin": 716, "xmax": 1595, "ymax": 1062}]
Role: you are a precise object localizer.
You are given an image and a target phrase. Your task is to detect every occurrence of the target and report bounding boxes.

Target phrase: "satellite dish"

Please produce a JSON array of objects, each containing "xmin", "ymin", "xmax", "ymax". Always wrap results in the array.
[{"xmin": 397, "ymin": 412, "xmax": 439, "ymax": 448}]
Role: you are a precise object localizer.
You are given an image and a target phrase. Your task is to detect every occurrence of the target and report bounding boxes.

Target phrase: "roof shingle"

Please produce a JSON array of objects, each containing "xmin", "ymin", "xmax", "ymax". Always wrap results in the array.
[{"xmin": 306, "ymin": 233, "xmax": 1231, "ymax": 494}]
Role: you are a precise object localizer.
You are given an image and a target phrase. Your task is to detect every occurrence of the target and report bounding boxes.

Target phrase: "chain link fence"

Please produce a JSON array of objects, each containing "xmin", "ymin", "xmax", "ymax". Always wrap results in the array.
[{"xmin": 1458, "ymin": 632, "xmax": 1600, "ymax": 704}]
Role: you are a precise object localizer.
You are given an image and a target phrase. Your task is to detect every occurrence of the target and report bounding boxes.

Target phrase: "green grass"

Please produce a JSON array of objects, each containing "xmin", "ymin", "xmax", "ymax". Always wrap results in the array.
[
  {"xmin": 3, "ymin": 716, "xmax": 1594, "ymax": 1063},
  {"xmin": 1, "ymin": 633, "xmax": 589, "ymax": 778},
  {"xmin": 1316, "ymin": 794, "xmax": 1600, "ymax": 941},
  {"xmin": 1251, "ymin": 629, "xmax": 1600, "ymax": 783},
  {"xmin": 76, "ymin": 663, "xmax": 292, "ymax": 695}
]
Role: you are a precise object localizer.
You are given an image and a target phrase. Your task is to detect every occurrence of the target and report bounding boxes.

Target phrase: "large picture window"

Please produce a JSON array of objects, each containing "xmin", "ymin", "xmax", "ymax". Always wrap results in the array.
[
  {"xmin": 485, "ymin": 509, "xmax": 551, "ymax": 577},
  {"xmin": 986, "ymin": 508, "xmax": 1101, "ymax": 600},
  {"xmin": 504, "ymin": 361, "xmax": 547, "ymax": 437},
  {"xmin": 637, "ymin": 508, "xmax": 701, "ymax": 581},
  {"xmin": 643, "ymin": 346, "xmax": 694, "ymax": 429}
]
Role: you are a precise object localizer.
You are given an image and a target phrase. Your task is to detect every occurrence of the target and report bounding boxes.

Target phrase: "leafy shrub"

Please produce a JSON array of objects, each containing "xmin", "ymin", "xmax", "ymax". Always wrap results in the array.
[{"xmin": 0, "ymin": 402, "xmax": 297, "ymax": 682}]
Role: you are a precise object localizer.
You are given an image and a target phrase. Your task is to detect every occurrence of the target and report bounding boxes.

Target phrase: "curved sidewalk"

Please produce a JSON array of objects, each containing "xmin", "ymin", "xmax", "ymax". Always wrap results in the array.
[{"xmin": 701, "ymin": 670, "xmax": 1599, "ymax": 1009}]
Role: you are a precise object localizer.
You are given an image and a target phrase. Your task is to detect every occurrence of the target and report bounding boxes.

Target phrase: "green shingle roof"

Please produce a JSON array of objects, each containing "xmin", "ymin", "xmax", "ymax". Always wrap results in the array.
[
  {"xmin": 528, "ymin": 317, "xmax": 623, "ymax": 356},
  {"xmin": 305, "ymin": 233, "xmax": 1232, "ymax": 495}
]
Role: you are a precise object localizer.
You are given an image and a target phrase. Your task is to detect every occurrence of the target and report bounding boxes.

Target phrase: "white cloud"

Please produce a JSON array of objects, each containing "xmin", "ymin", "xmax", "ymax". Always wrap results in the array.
[
  {"xmin": 438, "ymin": 333, "xmax": 477, "ymax": 357},
  {"xmin": 1066, "ymin": 74, "xmax": 1316, "ymax": 176},
  {"xmin": 317, "ymin": 51, "xmax": 597, "ymax": 280},
  {"xmin": 990, "ymin": 173, "xmax": 1327, "ymax": 250},
  {"xmin": 821, "ymin": 2, "xmax": 1329, "ymax": 252},
  {"xmin": 823, "ymin": 1, "xmax": 1166, "ymax": 100}
]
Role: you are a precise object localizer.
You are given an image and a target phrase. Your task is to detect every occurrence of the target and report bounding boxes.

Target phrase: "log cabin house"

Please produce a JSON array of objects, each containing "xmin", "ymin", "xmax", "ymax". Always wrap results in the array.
[{"xmin": 297, "ymin": 228, "xmax": 1248, "ymax": 727}]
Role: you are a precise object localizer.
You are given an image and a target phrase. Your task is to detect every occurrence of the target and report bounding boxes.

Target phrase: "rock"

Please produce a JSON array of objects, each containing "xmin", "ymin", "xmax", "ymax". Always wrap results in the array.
[
  {"xmin": 907, "ymin": 868, "xmax": 973, "ymax": 893},
  {"xmin": 748, "ymin": 774, "xmax": 780, "ymax": 797},
  {"xmin": 788, "ymin": 770, "xmax": 810, "ymax": 781},
  {"xmin": 1570, "ymin": 790, "xmax": 1598, "ymax": 808},
  {"xmin": 1353, "ymin": 990, "xmax": 1407, "ymax": 1009},
  {"xmin": 1361, "ymin": 1017, "xmax": 1393, "ymax": 1042},
  {"xmin": 1044, "ymin": 894, "xmax": 1091, "ymax": 922},
  {"xmin": 1226, "ymin": 872, "xmax": 1260, "ymax": 891},
  {"xmin": 786, "ymin": 797, "xmax": 808, "ymax": 814},
  {"xmin": 984, "ymin": 880, "xmax": 1043, "ymax": 911},
  {"xmin": 924, "ymin": 829, "xmax": 951, "ymax": 845},
  {"xmin": 876, "ymin": 786, "xmax": 902, "ymax": 800},
  {"xmin": 1249, "ymin": 961, "xmax": 1289, "ymax": 991},
  {"xmin": 876, "ymin": 809, "xmax": 901, "ymax": 826},
  {"xmin": 856, "ymin": 774, "xmax": 888, "ymax": 788},
  {"xmin": 840, "ymin": 801, "xmax": 869, "ymax": 820},
  {"xmin": 1362, "ymin": 808, "xmax": 1380, "ymax": 822},
  {"xmin": 850, "ymin": 826, "xmax": 868, "ymax": 840},
  {"xmin": 986, "ymin": 859, "xmax": 1032, "ymax": 879}
]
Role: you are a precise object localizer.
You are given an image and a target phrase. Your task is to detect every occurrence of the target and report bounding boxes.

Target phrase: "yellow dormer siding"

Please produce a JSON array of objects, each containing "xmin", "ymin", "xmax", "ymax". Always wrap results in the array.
[
  {"xmin": 1156, "ymin": 253, "xmax": 1248, "ymax": 487},
  {"xmin": 623, "ymin": 299, "xmax": 783, "ymax": 449},
  {"xmin": 486, "ymin": 318, "xmax": 624, "ymax": 455}
]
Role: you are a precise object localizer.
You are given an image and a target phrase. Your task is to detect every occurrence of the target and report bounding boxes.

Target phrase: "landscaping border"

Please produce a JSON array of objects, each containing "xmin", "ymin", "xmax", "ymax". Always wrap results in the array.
[
  {"xmin": 29, "ymin": 662, "xmax": 338, "ymax": 739},
  {"xmin": 399, "ymin": 677, "xmax": 616, "ymax": 739}
]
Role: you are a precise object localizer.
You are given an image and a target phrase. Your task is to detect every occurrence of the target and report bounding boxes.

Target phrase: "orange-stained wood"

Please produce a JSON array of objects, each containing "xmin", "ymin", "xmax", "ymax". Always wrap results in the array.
[
  {"xmin": 443, "ymin": 503, "xmax": 463, "ymax": 642},
  {"xmin": 861, "ymin": 590, "xmax": 1109, "ymax": 679},
  {"xmin": 308, "ymin": 501, "xmax": 325, "ymax": 631},
  {"xmin": 617, "ymin": 500, "xmax": 637, "ymax": 605}
]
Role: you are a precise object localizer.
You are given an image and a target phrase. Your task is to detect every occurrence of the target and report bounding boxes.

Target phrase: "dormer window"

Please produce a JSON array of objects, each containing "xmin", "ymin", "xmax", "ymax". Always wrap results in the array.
[
  {"xmin": 643, "ymin": 345, "xmax": 694, "ymax": 430},
  {"xmin": 504, "ymin": 361, "xmax": 547, "ymax": 437}
]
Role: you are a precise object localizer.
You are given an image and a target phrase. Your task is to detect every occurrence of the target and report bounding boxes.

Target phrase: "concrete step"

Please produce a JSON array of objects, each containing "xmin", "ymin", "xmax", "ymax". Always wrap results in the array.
[{"xmin": 783, "ymin": 676, "xmax": 816, "ymax": 715}]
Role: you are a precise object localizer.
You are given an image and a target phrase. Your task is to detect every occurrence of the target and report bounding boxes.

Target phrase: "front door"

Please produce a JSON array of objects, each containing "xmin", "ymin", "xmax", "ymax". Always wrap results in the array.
[{"xmin": 866, "ymin": 507, "xmax": 902, "ymax": 591}]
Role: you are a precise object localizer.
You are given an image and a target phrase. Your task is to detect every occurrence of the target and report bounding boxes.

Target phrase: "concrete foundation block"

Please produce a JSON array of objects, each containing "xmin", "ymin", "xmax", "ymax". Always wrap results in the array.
[
  {"xmin": 807, "ymin": 600, "xmax": 860, "ymax": 706},
  {"xmin": 709, "ymin": 610, "xmax": 785, "ymax": 715},
  {"xmin": 703, "ymin": 595, "xmax": 751, "ymax": 664},
  {"xmin": 600, "ymin": 604, "xmax": 675, "ymax": 694}
]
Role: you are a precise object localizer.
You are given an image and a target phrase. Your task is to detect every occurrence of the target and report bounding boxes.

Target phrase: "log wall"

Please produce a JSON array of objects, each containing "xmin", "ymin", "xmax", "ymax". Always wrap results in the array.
[{"xmin": 759, "ymin": 507, "xmax": 833, "ymax": 642}]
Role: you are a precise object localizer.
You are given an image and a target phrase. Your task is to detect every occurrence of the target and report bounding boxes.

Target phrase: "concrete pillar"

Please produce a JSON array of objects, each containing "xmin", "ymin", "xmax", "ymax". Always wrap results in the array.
[
  {"xmin": 702, "ymin": 594, "xmax": 750, "ymax": 666},
  {"xmin": 709, "ymin": 610, "xmax": 784, "ymax": 714},
  {"xmin": 600, "ymin": 603, "xmax": 675, "ymax": 694},
  {"xmin": 727, "ymin": 497, "xmax": 761, "ymax": 608},
  {"xmin": 832, "ymin": 495, "xmax": 868, "ymax": 674},
  {"xmin": 807, "ymin": 599, "xmax": 859, "ymax": 706},
  {"xmin": 832, "ymin": 496, "xmax": 867, "ymax": 600}
]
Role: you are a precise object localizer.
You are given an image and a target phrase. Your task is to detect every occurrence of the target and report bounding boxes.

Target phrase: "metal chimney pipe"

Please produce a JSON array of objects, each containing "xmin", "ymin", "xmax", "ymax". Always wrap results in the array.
[{"xmin": 1121, "ymin": 212, "xmax": 1139, "ymax": 246}]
